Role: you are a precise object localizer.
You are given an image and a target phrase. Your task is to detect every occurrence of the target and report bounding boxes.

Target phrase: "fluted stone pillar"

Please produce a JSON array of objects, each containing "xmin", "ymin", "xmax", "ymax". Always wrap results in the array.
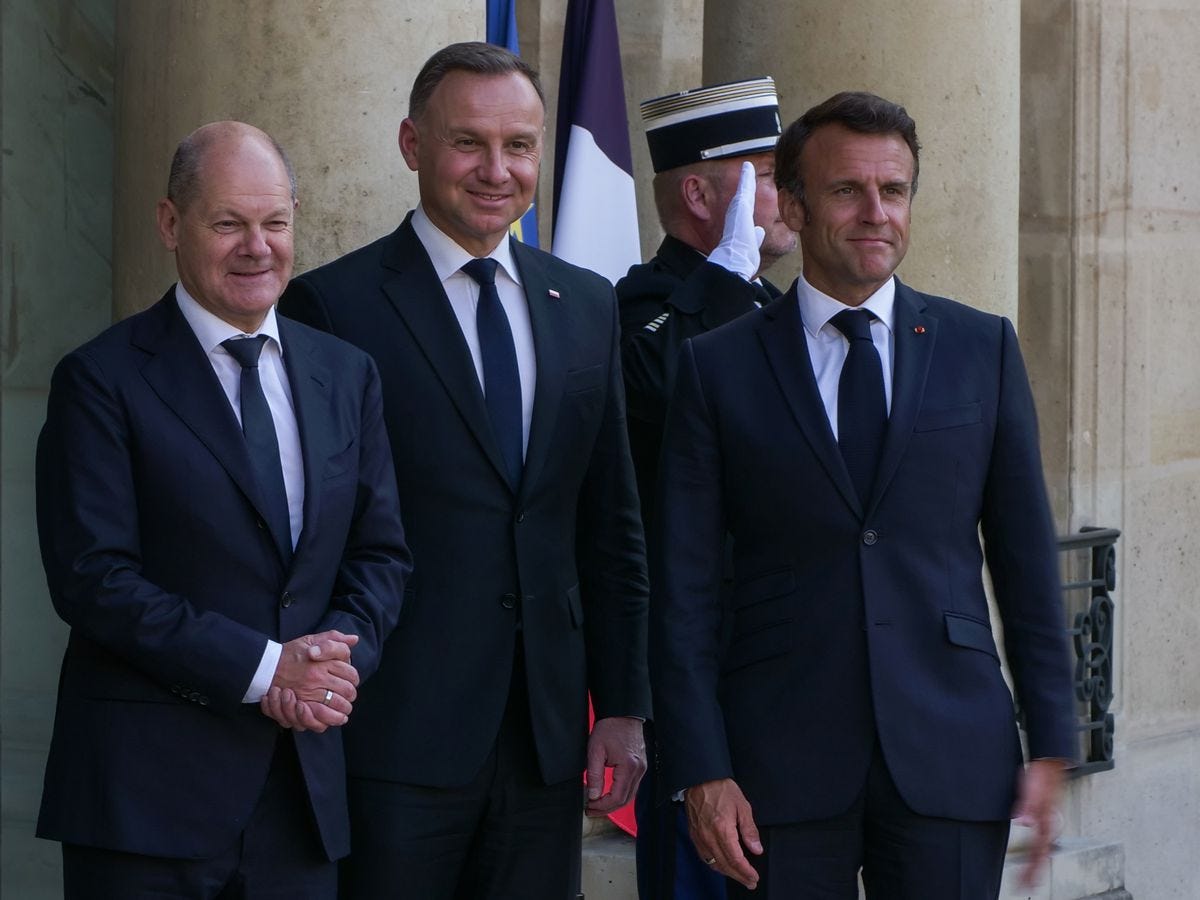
[
  {"xmin": 703, "ymin": 0, "xmax": 1021, "ymax": 320},
  {"xmin": 114, "ymin": 0, "xmax": 478, "ymax": 318}
]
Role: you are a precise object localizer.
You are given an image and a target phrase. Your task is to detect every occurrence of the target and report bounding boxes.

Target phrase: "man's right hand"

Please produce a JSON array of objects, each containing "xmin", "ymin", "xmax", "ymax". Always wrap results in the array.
[
  {"xmin": 260, "ymin": 630, "xmax": 361, "ymax": 733},
  {"xmin": 706, "ymin": 161, "xmax": 765, "ymax": 281},
  {"xmin": 685, "ymin": 777, "xmax": 763, "ymax": 890}
]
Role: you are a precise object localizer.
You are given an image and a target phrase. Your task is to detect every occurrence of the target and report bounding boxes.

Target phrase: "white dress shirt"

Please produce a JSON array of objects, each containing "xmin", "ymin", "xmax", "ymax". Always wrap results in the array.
[
  {"xmin": 175, "ymin": 284, "xmax": 303, "ymax": 702},
  {"xmin": 795, "ymin": 274, "xmax": 896, "ymax": 439},
  {"xmin": 411, "ymin": 206, "xmax": 537, "ymax": 456}
]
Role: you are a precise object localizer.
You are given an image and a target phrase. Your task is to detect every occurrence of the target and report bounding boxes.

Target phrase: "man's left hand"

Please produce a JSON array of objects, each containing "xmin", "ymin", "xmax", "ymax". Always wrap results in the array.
[
  {"xmin": 1013, "ymin": 757, "xmax": 1068, "ymax": 887},
  {"xmin": 584, "ymin": 716, "xmax": 647, "ymax": 815}
]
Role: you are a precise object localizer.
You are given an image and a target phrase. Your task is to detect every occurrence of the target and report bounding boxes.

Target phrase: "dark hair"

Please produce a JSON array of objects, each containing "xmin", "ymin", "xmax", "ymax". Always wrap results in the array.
[
  {"xmin": 409, "ymin": 41, "xmax": 544, "ymax": 121},
  {"xmin": 167, "ymin": 128, "xmax": 297, "ymax": 211},
  {"xmin": 775, "ymin": 91, "xmax": 920, "ymax": 210}
]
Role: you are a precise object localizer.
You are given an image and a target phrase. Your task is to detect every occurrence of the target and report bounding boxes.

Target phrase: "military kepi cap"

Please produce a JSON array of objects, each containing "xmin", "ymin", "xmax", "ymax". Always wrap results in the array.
[{"xmin": 640, "ymin": 77, "xmax": 781, "ymax": 174}]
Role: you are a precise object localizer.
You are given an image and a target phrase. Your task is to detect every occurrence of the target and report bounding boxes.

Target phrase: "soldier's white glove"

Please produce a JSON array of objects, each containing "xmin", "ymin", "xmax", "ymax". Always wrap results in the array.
[{"xmin": 706, "ymin": 161, "xmax": 765, "ymax": 281}]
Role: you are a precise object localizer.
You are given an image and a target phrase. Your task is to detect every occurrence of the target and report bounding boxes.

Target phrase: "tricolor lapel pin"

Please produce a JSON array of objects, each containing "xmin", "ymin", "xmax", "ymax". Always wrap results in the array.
[
  {"xmin": 548, "ymin": 289, "xmax": 561, "ymax": 299},
  {"xmin": 913, "ymin": 325, "xmax": 926, "ymax": 334}
]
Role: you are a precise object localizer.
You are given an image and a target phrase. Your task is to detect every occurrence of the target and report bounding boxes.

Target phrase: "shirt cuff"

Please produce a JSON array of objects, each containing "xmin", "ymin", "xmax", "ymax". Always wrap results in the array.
[{"xmin": 241, "ymin": 640, "xmax": 282, "ymax": 703}]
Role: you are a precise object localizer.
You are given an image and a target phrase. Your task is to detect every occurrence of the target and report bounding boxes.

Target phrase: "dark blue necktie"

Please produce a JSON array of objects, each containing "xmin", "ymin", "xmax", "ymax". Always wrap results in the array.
[
  {"xmin": 222, "ymin": 335, "xmax": 292, "ymax": 563},
  {"xmin": 831, "ymin": 309, "xmax": 886, "ymax": 505},
  {"xmin": 462, "ymin": 258, "xmax": 523, "ymax": 489}
]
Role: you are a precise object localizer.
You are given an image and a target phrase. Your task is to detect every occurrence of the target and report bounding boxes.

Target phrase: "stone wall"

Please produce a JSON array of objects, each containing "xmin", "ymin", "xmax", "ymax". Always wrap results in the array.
[{"xmin": 0, "ymin": 1, "xmax": 116, "ymax": 896}]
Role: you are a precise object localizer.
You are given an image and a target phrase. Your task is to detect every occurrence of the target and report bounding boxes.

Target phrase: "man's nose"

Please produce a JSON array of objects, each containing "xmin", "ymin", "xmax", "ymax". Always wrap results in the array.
[
  {"xmin": 859, "ymin": 190, "xmax": 888, "ymax": 224},
  {"xmin": 477, "ymin": 145, "xmax": 509, "ymax": 183},
  {"xmin": 241, "ymin": 225, "xmax": 271, "ymax": 256}
]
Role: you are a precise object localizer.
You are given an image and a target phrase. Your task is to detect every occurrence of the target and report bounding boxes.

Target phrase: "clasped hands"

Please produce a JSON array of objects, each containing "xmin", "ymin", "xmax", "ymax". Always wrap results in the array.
[{"xmin": 260, "ymin": 630, "xmax": 360, "ymax": 733}]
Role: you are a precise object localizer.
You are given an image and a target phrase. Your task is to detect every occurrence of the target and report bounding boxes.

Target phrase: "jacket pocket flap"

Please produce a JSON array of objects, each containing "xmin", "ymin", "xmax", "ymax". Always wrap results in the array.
[
  {"xmin": 944, "ymin": 612, "xmax": 998, "ymax": 659},
  {"xmin": 564, "ymin": 364, "xmax": 605, "ymax": 394},
  {"xmin": 734, "ymin": 567, "xmax": 796, "ymax": 608},
  {"xmin": 914, "ymin": 401, "xmax": 982, "ymax": 432}
]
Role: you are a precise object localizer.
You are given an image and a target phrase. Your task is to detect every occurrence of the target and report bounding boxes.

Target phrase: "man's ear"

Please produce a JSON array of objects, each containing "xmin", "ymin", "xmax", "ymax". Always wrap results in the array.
[
  {"xmin": 398, "ymin": 118, "xmax": 421, "ymax": 172},
  {"xmin": 778, "ymin": 188, "xmax": 807, "ymax": 232},
  {"xmin": 155, "ymin": 198, "xmax": 180, "ymax": 252},
  {"xmin": 681, "ymin": 173, "xmax": 715, "ymax": 222}
]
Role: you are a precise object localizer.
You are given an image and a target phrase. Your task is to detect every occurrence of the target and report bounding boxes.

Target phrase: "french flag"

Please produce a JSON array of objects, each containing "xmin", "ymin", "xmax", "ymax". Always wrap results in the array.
[{"xmin": 551, "ymin": 0, "xmax": 640, "ymax": 285}]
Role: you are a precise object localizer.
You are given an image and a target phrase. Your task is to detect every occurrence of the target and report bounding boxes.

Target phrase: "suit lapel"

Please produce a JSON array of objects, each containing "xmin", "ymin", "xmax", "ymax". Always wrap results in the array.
[
  {"xmin": 756, "ymin": 287, "xmax": 862, "ymax": 516},
  {"xmin": 135, "ymin": 292, "xmax": 279, "ymax": 541},
  {"xmin": 278, "ymin": 318, "xmax": 333, "ymax": 556},
  {"xmin": 512, "ymin": 239, "xmax": 566, "ymax": 499},
  {"xmin": 869, "ymin": 279, "xmax": 937, "ymax": 514},
  {"xmin": 379, "ymin": 219, "xmax": 514, "ymax": 490}
]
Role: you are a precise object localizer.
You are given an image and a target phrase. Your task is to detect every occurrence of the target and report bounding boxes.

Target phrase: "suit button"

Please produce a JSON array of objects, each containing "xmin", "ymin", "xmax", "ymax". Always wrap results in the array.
[
  {"xmin": 501, "ymin": 593, "xmax": 518, "ymax": 610},
  {"xmin": 198, "ymin": 696, "xmax": 210, "ymax": 706},
  {"xmin": 515, "ymin": 511, "xmax": 526, "ymax": 524},
  {"xmin": 281, "ymin": 591, "xmax": 294, "ymax": 608},
  {"xmin": 862, "ymin": 529, "xmax": 879, "ymax": 546},
  {"xmin": 188, "ymin": 691, "xmax": 200, "ymax": 703}
]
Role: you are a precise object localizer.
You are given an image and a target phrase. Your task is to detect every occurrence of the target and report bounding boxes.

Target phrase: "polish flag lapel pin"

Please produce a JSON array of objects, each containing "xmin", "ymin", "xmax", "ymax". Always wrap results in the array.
[{"xmin": 548, "ymin": 288, "xmax": 561, "ymax": 299}]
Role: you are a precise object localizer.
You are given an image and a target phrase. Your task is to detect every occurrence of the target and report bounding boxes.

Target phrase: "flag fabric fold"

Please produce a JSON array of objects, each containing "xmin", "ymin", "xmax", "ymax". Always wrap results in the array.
[{"xmin": 551, "ymin": 0, "xmax": 640, "ymax": 285}]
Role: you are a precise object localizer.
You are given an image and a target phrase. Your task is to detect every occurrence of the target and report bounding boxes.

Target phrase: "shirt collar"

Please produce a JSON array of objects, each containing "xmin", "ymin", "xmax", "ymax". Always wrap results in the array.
[
  {"xmin": 411, "ymin": 205, "xmax": 522, "ymax": 287},
  {"xmin": 174, "ymin": 282, "xmax": 283, "ymax": 356},
  {"xmin": 796, "ymin": 273, "xmax": 896, "ymax": 339}
]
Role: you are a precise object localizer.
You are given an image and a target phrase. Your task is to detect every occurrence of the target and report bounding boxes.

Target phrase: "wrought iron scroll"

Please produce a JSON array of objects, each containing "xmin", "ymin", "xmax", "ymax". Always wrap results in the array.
[{"xmin": 1058, "ymin": 527, "xmax": 1120, "ymax": 776}]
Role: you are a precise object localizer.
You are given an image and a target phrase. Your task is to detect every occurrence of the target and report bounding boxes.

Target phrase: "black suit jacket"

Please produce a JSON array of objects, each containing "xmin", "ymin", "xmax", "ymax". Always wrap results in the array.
[
  {"xmin": 652, "ymin": 279, "xmax": 1076, "ymax": 825},
  {"xmin": 279, "ymin": 215, "xmax": 650, "ymax": 788},
  {"xmin": 35, "ymin": 291, "xmax": 410, "ymax": 859}
]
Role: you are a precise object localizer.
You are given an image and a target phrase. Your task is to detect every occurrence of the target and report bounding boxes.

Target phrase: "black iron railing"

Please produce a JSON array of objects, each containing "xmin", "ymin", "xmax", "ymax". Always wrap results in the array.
[{"xmin": 1058, "ymin": 526, "xmax": 1120, "ymax": 776}]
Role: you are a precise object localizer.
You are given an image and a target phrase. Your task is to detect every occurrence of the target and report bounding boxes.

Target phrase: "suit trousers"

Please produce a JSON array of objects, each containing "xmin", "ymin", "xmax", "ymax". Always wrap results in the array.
[
  {"xmin": 727, "ymin": 743, "xmax": 1009, "ymax": 900},
  {"xmin": 61, "ymin": 733, "xmax": 336, "ymax": 900},
  {"xmin": 339, "ymin": 644, "xmax": 582, "ymax": 900}
]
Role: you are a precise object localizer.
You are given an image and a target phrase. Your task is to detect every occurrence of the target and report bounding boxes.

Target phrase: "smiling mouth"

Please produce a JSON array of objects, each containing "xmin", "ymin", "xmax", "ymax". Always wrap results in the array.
[{"xmin": 469, "ymin": 191, "xmax": 510, "ymax": 202}]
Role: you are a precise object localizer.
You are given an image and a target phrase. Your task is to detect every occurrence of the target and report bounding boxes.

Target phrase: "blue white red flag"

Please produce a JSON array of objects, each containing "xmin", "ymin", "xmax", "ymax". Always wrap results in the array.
[{"xmin": 551, "ymin": 0, "xmax": 640, "ymax": 284}]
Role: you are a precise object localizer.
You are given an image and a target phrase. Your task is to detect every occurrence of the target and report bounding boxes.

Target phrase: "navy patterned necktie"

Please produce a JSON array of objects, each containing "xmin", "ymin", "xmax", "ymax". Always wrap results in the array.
[
  {"xmin": 222, "ymin": 335, "xmax": 292, "ymax": 563},
  {"xmin": 831, "ymin": 309, "xmax": 886, "ymax": 505},
  {"xmin": 462, "ymin": 258, "xmax": 523, "ymax": 489}
]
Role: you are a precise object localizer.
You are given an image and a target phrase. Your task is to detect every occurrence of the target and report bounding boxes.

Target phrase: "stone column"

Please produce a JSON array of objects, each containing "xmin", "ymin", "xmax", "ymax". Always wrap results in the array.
[
  {"xmin": 702, "ymin": 0, "xmax": 1021, "ymax": 320},
  {"xmin": 114, "ymin": 0, "xmax": 479, "ymax": 317},
  {"xmin": 1, "ymin": 2, "xmax": 115, "ymax": 897}
]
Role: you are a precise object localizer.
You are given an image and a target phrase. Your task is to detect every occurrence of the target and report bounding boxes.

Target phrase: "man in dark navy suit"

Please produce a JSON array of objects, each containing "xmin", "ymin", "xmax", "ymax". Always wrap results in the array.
[
  {"xmin": 36, "ymin": 121, "xmax": 409, "ymax": 899},
  {"xmin": 280, "ymin": 42, "xmax": 650, "ymax": 900},
  {"xmin": 652, "ymin": 92, "xmax": 1076, "ymax": 899}
]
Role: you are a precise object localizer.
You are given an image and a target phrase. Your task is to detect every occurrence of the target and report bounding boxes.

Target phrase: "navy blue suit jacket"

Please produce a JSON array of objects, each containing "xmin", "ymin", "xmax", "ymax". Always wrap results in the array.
[
  {"xmin": 35, "ymin": 291, "xmax": 410, "ymax": 859},
  {"xmin": 279, "ymin": 216, "xmax": 650, "ymax": 789},
  {"xmin": 651, "ymin": 279, "xmax": 1075, "ymax": 825}
]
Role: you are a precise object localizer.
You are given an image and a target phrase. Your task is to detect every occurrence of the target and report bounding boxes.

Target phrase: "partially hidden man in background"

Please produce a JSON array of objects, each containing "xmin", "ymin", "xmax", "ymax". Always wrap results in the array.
[
  {"xmin": 651, "ymin": 92, "xmax": 1076, "ymax": 899},
  {"xmin": 279, "ymin": 42, "xmax": 650, "ymax": 899},
  {"xmin": 615, "ymin": 78, "xmax": 797, "ymax": 900},
  {"xmin": 36, "ymin": 121, "xmax": 410, "ymax": 899}
]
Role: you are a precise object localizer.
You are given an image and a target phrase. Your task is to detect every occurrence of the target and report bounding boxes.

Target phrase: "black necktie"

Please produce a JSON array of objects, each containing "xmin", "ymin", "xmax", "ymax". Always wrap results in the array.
[
  {"xmin": 831, "ymin": 309, "xmax": 886, "ymax": 505},
  {"xmin": 753, "ymin": 281, "xmax": 774, "ymax": 306},
  {"xmin": 461, "ymin": 258, "xmax": 523, "ymax": 489},
  {"xmin": 222, "ymin": 335, "xmax": 292, "ymax": 563}
]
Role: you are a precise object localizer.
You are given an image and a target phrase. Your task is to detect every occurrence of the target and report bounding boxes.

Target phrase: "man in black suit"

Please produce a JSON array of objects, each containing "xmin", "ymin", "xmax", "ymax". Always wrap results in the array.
[
  {"xmin": 616, "ymin": 78, "xmax": 797, "ymax": 900},
  {"xmin": 36, "ymin": 121, "xmax": 410, "ymax": 898},
  {"xmin": 279, "ymin": 42, "xmax": 650, "ymax": 900},
  {"xmin": 652, "ymin": 92, "xmax": 1076, "ymax": 899}
]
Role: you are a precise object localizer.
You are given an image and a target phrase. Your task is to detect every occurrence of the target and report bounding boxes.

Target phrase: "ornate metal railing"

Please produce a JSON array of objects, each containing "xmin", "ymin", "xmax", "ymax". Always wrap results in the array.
[{"xmin": 1057, "ymin": 526, "xmax": 1120, "ymax": 776}]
